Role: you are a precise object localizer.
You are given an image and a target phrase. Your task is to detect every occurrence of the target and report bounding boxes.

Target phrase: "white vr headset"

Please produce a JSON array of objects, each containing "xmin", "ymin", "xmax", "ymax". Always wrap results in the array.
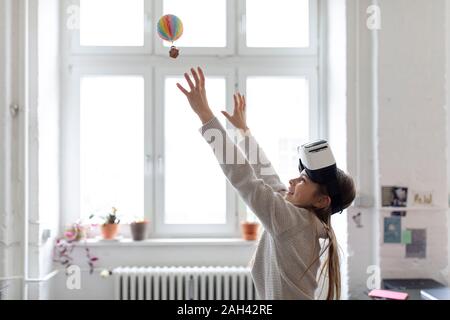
[{"xmin": 298, "ymin": 140, "xmax": 343, "ymax": 215}]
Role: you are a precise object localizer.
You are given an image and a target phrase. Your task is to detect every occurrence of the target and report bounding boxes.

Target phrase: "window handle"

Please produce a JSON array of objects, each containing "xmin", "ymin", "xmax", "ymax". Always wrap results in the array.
[
  {"xmin": 144, "ymin": 12, "xmax": 152, "ymax": 32},
  {"xmin": 157, "ymin": 155, "xmax": 164, "ymax": 174},
  {"xmin": 240, "ymin": 14, "xmax": 246, "ymax": 35},
  {"xmin": 145, "ymin": 154, "xmax": 153, "ymax": 175}
]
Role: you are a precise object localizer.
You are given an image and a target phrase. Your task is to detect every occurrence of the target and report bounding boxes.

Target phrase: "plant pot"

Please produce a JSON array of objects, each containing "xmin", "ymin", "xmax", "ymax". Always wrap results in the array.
[
  {"xmin": 241, "ymin": 222, "xmax": 260, "ymax": 241},
  {"xmin": 130, "ymin": 221, "xmax": 149, "ymax": 241},
  {"xmin": 101, "ymin": 224, "xmax": 119, "ymax": 240},
  {"xmin": 64, "ymin": 224, "xmax": 90, "ymax": 242}
]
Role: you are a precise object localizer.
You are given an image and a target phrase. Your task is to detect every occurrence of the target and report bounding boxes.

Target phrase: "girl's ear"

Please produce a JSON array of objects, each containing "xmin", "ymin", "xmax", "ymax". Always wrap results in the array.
[{"xmin": 314, "ymin": 195, "xmax": 332, "ymax": 210}]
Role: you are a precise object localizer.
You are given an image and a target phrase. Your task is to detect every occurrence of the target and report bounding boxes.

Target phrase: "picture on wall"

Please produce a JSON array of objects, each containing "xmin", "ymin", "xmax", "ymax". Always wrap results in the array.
[
  {"xmin": 384, "ymin": 216, "xmax": 401, "ymax": 243},
  {"xmin": 382, "ymin": 186, "xmax": 408, "ymax": 207},
  {"xmin": 405, "ymin": 229, "xmax": 427, "ymax": 259}
]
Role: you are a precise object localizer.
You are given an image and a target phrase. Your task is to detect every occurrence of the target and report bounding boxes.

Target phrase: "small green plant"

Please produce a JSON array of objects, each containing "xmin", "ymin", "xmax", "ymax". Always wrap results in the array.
[
  {"xmin": 104, "ymin": 207, "xmax": 120, "ymax": 225},
  {"xmin": 89, "ymin": 207, "xmax": 120, "ymax": 225}
]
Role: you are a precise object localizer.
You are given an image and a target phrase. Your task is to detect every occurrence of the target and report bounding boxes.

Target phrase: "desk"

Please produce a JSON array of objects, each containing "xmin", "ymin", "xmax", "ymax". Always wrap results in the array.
[{"xmin": 382, "ymin": 279, "xmax": 447, "ymax": 300}]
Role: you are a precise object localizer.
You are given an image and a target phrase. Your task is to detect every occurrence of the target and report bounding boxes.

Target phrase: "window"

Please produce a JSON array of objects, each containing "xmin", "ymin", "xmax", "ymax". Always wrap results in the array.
[
  {"xmin": 246, "ymin": 76, "xmax": 311, "ymax": 185},
  {"xmin": 163, "ymin": 77, "xmax": 227, "ymax": 225},
  {"xmin": 80, "ymin": 76, "xmax": 145, "ymax": 221},
  {"xmin": 240, "ymin": 71, "xmax": 318, "ymax": 220},
  {"xmin": 238, "ymin": 0, "xmax": 317, "ymax": 55},
  {"xmin": 246, "ymin": 0, "xmax": 310, "ymax": 48},
  {"xmin": 153, "ymin": 0, "xmax": 235, "ymax": 56},
  {"xmin": 80, "ymin": 0, "xmax": 145, "ymax": 47},
  {"xmin": 153, "ymin": 70, "xmax": 237, "ymax": 237},
  {"xmin": 70, "ymin": 0, "xmax": 152, "ymax": 54},
  {"xmin": 162, "ymin": 0, "xmax": 227, "ymax": 48},
  {"xmin": 62, "ymin": 0, "xmax": 321, "ymax": 237}
]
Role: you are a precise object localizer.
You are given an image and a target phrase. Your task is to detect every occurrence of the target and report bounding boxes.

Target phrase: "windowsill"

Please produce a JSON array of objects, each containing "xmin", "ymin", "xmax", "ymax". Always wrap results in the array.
[{"xmin": 83, "ymin": 238, "xmax": 258, "ymax": 247}]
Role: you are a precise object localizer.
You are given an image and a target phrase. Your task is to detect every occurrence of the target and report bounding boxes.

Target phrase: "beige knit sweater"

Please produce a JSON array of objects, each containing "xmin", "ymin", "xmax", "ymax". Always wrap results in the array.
[{"xmin": 199, "ymin": 117, "xmax": 327, "ymax": 300}]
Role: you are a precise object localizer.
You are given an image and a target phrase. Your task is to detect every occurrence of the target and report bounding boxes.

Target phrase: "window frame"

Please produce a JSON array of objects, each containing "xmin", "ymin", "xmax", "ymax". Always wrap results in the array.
[
  {"xmin": 61, "ymin": 0, "xmax": 323, "ymax": 238},
  {"xmin": 238, "ymin": 66, "xmax": 320, "ymax": 140},
  {"xmin": 67, "ymin": 0, "xmax": 153, "ymax": 55},
  {"xmin": 237, "ymin": 0, "xmax": 318, "ymax": 56},
  {"xmin": 62, "ymin": 63, "xmax": 153, "ymax": 229},
  {"xmin": 153, "ymin": 0, "xmax": 236, "ymax": 56}
]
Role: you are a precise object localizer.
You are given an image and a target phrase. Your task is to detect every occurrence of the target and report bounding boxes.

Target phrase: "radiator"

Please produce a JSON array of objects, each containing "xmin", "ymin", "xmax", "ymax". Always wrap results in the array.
[{"xmin": 113, "ymin": 266, "xmax": 256, "ymax": 300}]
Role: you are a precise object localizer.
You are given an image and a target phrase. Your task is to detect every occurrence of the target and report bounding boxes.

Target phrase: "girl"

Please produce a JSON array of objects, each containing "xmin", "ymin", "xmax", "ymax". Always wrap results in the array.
[{"xmin": 177, "ymin": 67, "xmax": 356, "ymax": 300}]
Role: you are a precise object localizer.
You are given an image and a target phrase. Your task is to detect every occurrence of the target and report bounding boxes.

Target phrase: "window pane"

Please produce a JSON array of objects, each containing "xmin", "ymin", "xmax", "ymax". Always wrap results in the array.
[
  {"xmin": 246, "ymin": 0, "xmax": 309, "ymax": 48},
  {"xmin": 246, "ymin": 76, "xmax": 309, "ymax": 198},
  {"xmin": 163, "ymin": 0, "xmax": 226, "ymax": 47},
  {"xmin": 80, "ymin": 76, "xmax": 144, "ymax": 222},
  {"xmin": 80, "ymin": 0, "xmax": 144, "ymax": 46},
  {"xmin": 165, "ymin": 77, "xmax": 227, "ymax": 224}
]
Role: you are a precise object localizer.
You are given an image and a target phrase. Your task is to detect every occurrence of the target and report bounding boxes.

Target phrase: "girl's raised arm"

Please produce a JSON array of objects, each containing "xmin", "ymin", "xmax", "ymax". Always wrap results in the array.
[{"xmin": 221, "ymin": 93, "xmax": 287, "ymax": 194}]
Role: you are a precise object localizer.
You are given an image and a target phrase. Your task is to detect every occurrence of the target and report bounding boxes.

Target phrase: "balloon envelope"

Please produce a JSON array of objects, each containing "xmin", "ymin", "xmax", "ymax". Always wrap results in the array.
[{"xmin": 157, "ymin": 14, "xmax": 183, "ymax": 43}]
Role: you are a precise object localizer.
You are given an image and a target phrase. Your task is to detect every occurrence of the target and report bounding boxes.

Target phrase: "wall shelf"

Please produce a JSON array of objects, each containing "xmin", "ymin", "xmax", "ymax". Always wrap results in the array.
[{"xmin": 377, "ymin": 207, "xmax": 447, "ymax": 211}]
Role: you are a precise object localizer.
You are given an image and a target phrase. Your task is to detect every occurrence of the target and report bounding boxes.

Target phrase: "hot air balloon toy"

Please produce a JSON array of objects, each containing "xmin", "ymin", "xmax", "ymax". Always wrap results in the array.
[{"xmin": 157, "ymin": 14, "xmax": 184, "ymax": 59}]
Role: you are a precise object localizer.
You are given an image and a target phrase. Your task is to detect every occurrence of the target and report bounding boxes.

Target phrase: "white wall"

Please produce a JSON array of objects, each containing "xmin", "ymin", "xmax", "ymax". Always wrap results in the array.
[
  {"xmin": 326, "ymin": 0, "xmax": 349, "ymax": 300},
  {"xmin": 17, "ymin": 0, "xmax": 62, "ymax": 299},
  {"xmin": 0, "ymin": 0, "xmax": 25, "ymax": 300},
  {"xmin": 0, "ymin": 0, "xmax": 61, "ymax": 300},
  {"xmin": 345, "ymin": 0, "xmax": 450, "ymax": 298},
  {"xmin": 345, "ymin": 0, "xmax": 380, "ymax": 299},
  {"xmin": 36, "ymin": 0, "xmax": 60, "ymax": 299},
  {"xmin": 446, "ymin": 0, "xmax": 450, "ymax": 287},
  {"xmin": 377, "ymin": 0, "xmax": 448, "ymax": 282}
]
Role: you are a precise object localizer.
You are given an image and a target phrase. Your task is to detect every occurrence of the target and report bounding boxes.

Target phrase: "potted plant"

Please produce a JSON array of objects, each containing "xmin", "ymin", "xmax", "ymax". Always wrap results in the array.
[
  {"xmin": 64, "ymin": 222, "xmax": 90, "ymax": 242},
  {"xmin": 100, "ymin": 207, "xmax": 120, "ymax": 240},
  {"xmin": 130, "ymin": 218, "xmax": 149, "ymax": 241},
  {"xmin": 54, "ymin": 221, "xmax": 99, "ymax": 275},
  {"xmin": 241, "ymin": 211, "xmax": 260, "ymax": 241}
]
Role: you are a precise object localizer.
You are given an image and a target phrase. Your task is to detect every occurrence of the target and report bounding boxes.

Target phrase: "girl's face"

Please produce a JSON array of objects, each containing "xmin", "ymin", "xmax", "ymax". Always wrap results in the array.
[{"xmin": 285, "ymin": 170, "xmax": 331, "ymax": 210}]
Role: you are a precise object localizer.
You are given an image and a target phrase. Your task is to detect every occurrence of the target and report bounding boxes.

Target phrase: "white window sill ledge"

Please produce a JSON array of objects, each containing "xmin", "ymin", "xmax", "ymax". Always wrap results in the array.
[{"xmin": 83, "ymin": 238, "xmax": 257, "ymax": 247}]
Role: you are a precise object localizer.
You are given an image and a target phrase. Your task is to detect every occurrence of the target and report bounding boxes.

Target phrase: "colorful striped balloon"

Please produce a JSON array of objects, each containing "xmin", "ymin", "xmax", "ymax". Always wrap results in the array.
[{"xmin": 157, "ymin": 14, "xmax": 183, "ymax": 43}]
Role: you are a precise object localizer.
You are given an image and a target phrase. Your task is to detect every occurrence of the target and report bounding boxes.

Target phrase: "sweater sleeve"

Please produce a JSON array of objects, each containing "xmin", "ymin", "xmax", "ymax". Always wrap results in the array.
[
  {"xmin": 236, "ymin": 129, "xmax": 287, "ymax": 194},
  {"xmin": 199, "ymin": 116, "xmax": 310, "ymax": 237}
]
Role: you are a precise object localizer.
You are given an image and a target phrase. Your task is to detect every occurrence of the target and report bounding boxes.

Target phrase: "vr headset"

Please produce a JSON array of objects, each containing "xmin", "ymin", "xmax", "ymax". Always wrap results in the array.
[{"xmin": 298, "ymin": 140, "xmax": 343, "ymax": 215}]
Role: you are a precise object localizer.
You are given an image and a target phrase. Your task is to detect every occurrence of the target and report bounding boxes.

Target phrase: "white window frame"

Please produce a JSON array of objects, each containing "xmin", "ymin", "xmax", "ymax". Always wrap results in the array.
[
  {"xmin": 62, "ymin": 63, "xmax": 153, "ymax": 231},
  {"xmin": 61, "ymin": 0, "xmax": 323, "ymax": 238},
  {"xmin": 153, "ymin": 0, "xmax": 236, "ymax": 57},
  {"xmin": 237, "ymin": 0, "xmax": 318, "ymax": 56},
  {"xmin": 67, "ymin": 0, "xmax": 153, "ymax": 55},
  {"xmin": 153, "ymin": 67, "xmax": 239, "ymax": 238}
]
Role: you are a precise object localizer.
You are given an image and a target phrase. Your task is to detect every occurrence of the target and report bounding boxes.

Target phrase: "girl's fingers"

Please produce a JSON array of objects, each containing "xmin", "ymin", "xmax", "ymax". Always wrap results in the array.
[
  {"xmin": 233, "ymin": 94, "xmax": 238, "ymax": 110},
  {"xmin": 191, "ymin": 68, "xmax": 200, "ymax": 88},
  {"xmin": 238, "ymin": 93, "xmax": 244, "ymax": 110},
  {"xmin": 197, "ymin": 67, "xmax": 206, "ymax": 88},
  {"xmin": 221, "ymin": 111, "xmax": 232, "ymax": 122},
  {"xmin": 177, "ymin": 83, "xmax": 189, "ymax": 96},
  {"xmin": 242, "ymin": 95, "xmax": 247, "ymax": 111},
  {"xmin": 184, "ymin": 73, "xmax": 195, "ymax": 91}
]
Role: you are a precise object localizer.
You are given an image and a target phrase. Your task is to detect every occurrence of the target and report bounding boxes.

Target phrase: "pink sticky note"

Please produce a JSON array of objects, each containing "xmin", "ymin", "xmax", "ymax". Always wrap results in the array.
[{"xmin": 369, "ymin": 289, "xmax": 409, "ymax": 300}]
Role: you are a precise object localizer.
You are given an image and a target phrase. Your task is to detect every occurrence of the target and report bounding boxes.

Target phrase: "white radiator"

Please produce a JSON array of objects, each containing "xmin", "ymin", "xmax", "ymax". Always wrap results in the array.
[{"xmin": 113, "ymin": 266, "xmax": 256, "ymax": 300}]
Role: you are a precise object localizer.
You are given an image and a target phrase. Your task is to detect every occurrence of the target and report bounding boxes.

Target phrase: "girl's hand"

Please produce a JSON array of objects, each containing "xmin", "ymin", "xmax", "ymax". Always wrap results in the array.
[
  {"xmin": 221, "ymin": 93, "xmax": 249, "ymax": 131},
  {"xmin": 177, "ymin": 67, "xmax": 214, "ymax": 124}
]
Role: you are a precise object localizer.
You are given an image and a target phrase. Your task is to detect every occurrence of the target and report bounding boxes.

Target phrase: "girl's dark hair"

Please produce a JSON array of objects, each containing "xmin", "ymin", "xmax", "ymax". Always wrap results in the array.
[{"xmin": 306, "ymin": 169, "xmax": 356, "ymax": 300}]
